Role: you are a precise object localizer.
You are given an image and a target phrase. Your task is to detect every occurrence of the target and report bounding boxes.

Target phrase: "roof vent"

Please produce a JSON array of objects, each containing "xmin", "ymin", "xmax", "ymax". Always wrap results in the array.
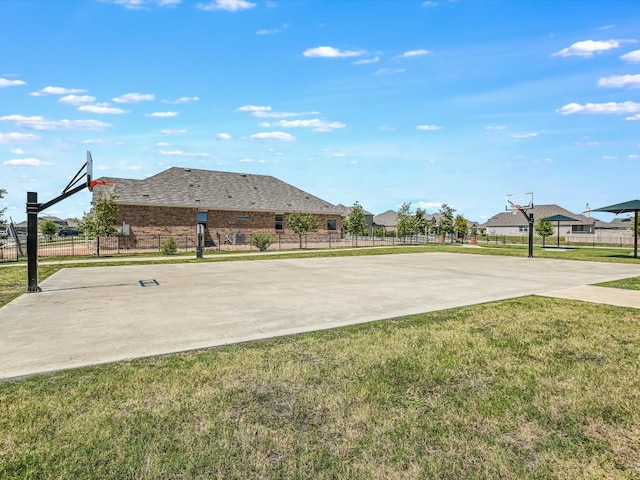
[{"xmin": 184, "ymin": 168, "xmax": 191, "ymax": 172}]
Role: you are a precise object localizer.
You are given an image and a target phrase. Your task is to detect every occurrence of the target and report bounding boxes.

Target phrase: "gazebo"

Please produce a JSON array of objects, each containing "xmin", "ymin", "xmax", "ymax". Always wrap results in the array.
[
  {"xmin": 541, "ymin": 214, "xmax": 576, "ymax": 248},
  {"xmin": 593, "ymin": 200, "xmax": 640, "ymax": 259}
]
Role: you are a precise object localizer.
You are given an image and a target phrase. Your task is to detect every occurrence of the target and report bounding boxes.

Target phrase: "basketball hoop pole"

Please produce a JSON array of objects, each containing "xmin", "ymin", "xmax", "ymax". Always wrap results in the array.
[
  {"xmin": 26, "ymin": 152, "xmax": 93, "ymax": 293},
  {"xmin": 515, "ymin": 208, "xmax": 535, "ymax": 258}
]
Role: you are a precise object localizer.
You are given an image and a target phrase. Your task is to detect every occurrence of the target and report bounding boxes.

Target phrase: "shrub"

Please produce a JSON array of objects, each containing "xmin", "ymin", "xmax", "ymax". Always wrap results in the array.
[
  {"xmin": 251, "ymin": 233, "xmax": 274, "ymax": 252},
  {"xmin": 160, "ymin": 236, "xmax": 178, "ymax": 255}
]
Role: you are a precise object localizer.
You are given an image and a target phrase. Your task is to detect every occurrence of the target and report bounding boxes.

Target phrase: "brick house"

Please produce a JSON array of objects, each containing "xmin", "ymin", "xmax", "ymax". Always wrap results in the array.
[{"xmin": 91, "ymin": 167, "xmax": 343, "ymax": 245}]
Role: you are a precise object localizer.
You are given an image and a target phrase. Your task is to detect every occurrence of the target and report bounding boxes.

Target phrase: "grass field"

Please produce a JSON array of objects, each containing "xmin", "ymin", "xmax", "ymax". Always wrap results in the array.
[
  {"xmin": 1, "ymin": 297, "xmax": 639, "ymax": 479},
  {"xmin": 1, "ymin": 245, "xmax": 639, "ymax": 478}
]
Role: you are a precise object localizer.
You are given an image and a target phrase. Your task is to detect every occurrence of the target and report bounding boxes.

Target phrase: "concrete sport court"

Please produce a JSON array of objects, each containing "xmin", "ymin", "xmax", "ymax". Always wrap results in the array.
[{"xmin": 1, "ymin": 252, "xmax": 639, "ymax": 380}]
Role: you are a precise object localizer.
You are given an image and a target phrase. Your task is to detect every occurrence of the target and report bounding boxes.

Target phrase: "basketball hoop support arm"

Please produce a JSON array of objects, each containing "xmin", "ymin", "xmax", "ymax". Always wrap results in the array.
[{"xmin": 26, "ymin": 158, "xmax": 91, "ymax": 293}]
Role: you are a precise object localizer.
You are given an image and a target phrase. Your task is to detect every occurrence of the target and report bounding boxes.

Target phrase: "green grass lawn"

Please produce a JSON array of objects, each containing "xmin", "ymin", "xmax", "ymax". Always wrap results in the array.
[
  {"xmin": 1, "ymin": 297, "xmax": 639, "ymax": 479},
  {"xmin": 2, "ymin": 245, "xmax": 640, "ymax": 478},
  {"xmin": 596, "ymin": 277, "xmax": 640, "ymax": 291}
]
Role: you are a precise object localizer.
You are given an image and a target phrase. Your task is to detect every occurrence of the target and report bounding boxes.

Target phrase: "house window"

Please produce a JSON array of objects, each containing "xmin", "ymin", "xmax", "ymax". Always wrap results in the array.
[
  {"xmin": 197, "ymin": 211, "xmax": 207, "ymax": 226},
  {"xmin": 275, "ymin": 214, "xmax": 284, "ymax": 231},
  {"xmin": 519, "ymin": 226, "xmax": 528, "ymax": 232},
  {"xmin": 327, "ymin": 219, "xmax": 337, "ymax": 231}
]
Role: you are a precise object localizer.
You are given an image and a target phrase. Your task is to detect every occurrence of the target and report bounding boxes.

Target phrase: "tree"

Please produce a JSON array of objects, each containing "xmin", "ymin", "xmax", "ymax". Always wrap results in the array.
[
  {"xmin": 78, "ymin": 191, "xmax": 119, "ymax": 256},
  {"xmin": 454, "ymin": 214, "xmax": 468, "ymax": 243},
  {"xmin": 287, "ymin": 211, "xmax": 320, "ymax": 249},
  {"xmin": 396, "ymin": 202, "xmax": 417, "ymax": 239},
  {"xmin": 415, "ymin": 207, "xmax": 428, "ymax": 235},
  {"xmin": 343, "ymin": 202, "xmax": 369, "ymax": 245},
  {"xmin": 535, "ymin": 219, "xmax": 554, "ymax": 247},
  {"xmin": 40, "ymin": 219, "xmax": 58, "ymax": 241},
  {"xmin": 437, "ymin": 204, "xmax": 455, "ymax": 241},
  {"xmin": 0, "ymin": 188, "xmax": 6, "ymax": 231}
]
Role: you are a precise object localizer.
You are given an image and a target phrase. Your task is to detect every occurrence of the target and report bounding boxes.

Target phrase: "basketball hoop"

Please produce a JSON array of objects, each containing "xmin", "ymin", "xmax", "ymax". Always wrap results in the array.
[
  {"xmin": 511, "ymin": 205, "xmax": 521, "ymax": 216},
  {"xmin": 89, "ymin": 180, "xmax": 116, "ymax": 196}
]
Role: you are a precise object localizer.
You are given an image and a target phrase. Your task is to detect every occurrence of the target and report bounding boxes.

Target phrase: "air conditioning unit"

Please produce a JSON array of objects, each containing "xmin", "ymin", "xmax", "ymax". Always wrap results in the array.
[{"xmin": 233, "ymin": 233, "xmax": 245, "ymax": 245}]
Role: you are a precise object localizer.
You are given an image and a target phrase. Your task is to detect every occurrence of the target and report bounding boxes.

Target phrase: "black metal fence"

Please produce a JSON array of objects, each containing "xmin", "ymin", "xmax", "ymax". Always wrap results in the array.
[{"xmin": 1, "ymin": 233, "xmax": 458, "ymax": 261}]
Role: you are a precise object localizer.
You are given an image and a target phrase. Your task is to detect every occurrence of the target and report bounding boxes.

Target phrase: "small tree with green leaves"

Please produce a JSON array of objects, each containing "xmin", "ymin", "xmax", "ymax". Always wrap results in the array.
[
  {"xmin": 251, "ymin": 233, "xmax": 274, "ymax": 252},
  {"xmin": 343, "ymin": 202, "xmax": 369, "ymax": 246},
  {"xmin": 40, "ymin": 219, "xmax": 58, "ymax": 242},
  {"xmin": 454, "ymin": 214, "xmax": 468, "ymax": 243},
  {"xmin": 287, "ymin": 211, "xmax": 320, "ymax": 249},
  {"xmin": 78, "ymin": 192, "xmax": 119, "ymax": 256},
  {"xmin": 535, "ymin": 219, "xmax": 554, "ymax": 247},
  {"xmin": 160, "ymin": 236, "xmax": 178, "ymax": 255},
  {"xmin": 438, "ymin": 204, "xmax": 456, "ymax": 241},
  {"xmin": 396, "ymin": 202, "xmax": 418, "ymax": 241}
]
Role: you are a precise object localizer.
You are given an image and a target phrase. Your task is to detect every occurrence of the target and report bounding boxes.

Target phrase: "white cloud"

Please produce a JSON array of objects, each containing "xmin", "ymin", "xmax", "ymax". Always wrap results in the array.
[
  {"xmin": 422, "ymin": 1, "xmax": 438, "ymax": 6},
  {"xmin": 332, "ymin": 153, "xmax": 347, "ymax": 158},
  {"xmin": 556, "ymin": 101, "xmax": 640, "ymax": 115},
  {"xmin": 0, "ymin": 78, "xmax": 26, "ymax": 88},
  {"xmin": 261, "ymin": 118, "xmax": 346, "ymax": 132},
  {"xmin": 159, "ymin": 150, "xmax": 209, "ymax": 157},
  {"xmin": 0, "ymin": 132, "xmax": 40, "ymax": 144},
  {"xmin": 145, "ymin": 111, "xmax": 178, "ymax": 117},
  {"xmin": 250, "ymin": 131, "xmax": 295, "ymax": 141},
  {"xmin": 197, "ymin": 0, "xmax": 256, "ymax": 11},
  {"xmin": 101, "ymin": 0, "xmax": 181, "ymax": 9},
  {"xmin": 0, "ymin": 115, "xmax": 112, "ymax": 131},
  {"xmin": 399, "ymin": 49, "xmax": 430, "ymax": 58},
  {"xmin": 58, "ymin": 95, "xmax": 96, "ymax": 105},
  {"xmin": 30, "ymin": 86, "xmax": 87, "ymax": 96},
  {"xmin": 626, "ymin": 114, "xmax": 640, "ymax": 121},
  {"xmin": 257, "ymin": 23, "xmax": 289, "ymax": 35},
  {"xmin": 10, "ymin": 148, "xmax": 25, "ymax": 154},
  {"xmin": 353, "ymin": 56, "xmax": 380, "ymax": 65},
  {"xmin": 113, "ymin": 92, "xmax": 155, "ymax": 103},
  {"xmin": 374, "ymin": 68, "xmax": 406, "ymax": 75},
  {"xmin": 237, "ymin": 105, "xmax": 272, "ymax": 113},
  {"xmin": 162, "ymin": 96, "xmax": 200, "ymax": 104},
  {"xmin": 79, "ymin": 103, "xmax": 129, "ymax": 114},
  {"xmin": 303, "ymin": 46, "xmax": 365, "ymax": 58},
  {"xmin": 598, "ymin": 74, "xmax": 640, "ymax": 89},
  {"xmin": 416, "ymin": 124, "xmax": 442, "ymax": 131},
  {"xmin": 485, "ymin": 125, "xmax": 506, "ymax": 131},
  {"xmin": 3, "ymin": 158, "xmax": 49, "ymax": 167},
  {"xmin": 621, "ymin": 49, "xmax": 640, "ymax": 63},
  {"xmin": 216, "ymin": 133, "xmax": 231, "ymax": 139},
  {"xmin": 512, "ymin": 132, "xmax": 538, "ymax": 139},
  {"xmin": 156, "ymin": 142, "xmax": 170, "ymax": 146},
  {"xmin": 161, "ymin": 128, "xmax": 188, "ymax": 134},
  {"xmin": 552, "ymin": 39, "xmax": 626, "ymax": 58}
]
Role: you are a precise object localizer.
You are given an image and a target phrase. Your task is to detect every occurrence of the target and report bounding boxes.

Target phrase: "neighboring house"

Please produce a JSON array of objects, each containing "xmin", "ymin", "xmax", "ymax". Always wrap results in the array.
[
  {"xmin": 91, "ymin": 167, "xmax": 343, "ymax": 244},
  {"xmin": 482, "ymin": 204, "xmax": 595, "ymax": 236},
  {"xmin": 373, "ymin": 210, "xmax": 397, "ymax": 233},
  {"xmin": 335, "ymin": 204, "xmax": 375, "ymax": 230},
  {"xmin": 13, "ymin": 216, "xmax": 68, "ymax": 235},
  {"xmin": 594, "ymin": 216, "xmax": 634, "ymax": 230}
]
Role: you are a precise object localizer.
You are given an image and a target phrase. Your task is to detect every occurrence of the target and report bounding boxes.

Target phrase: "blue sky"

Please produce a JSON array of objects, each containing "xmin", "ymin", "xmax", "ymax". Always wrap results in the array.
[{"xmin": 1, "ymin": 0, "xmax": 639, "ymax": 223}]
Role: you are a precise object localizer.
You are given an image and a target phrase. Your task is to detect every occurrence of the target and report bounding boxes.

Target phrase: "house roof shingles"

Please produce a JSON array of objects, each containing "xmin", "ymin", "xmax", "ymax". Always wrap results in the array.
[
  {"xmin": 94, "ymin": 167, "xmax": 342, "ymax": 215},
  {"xmin": 482, "ymin": 204, "xmax": 594, "ymax": 227}
]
